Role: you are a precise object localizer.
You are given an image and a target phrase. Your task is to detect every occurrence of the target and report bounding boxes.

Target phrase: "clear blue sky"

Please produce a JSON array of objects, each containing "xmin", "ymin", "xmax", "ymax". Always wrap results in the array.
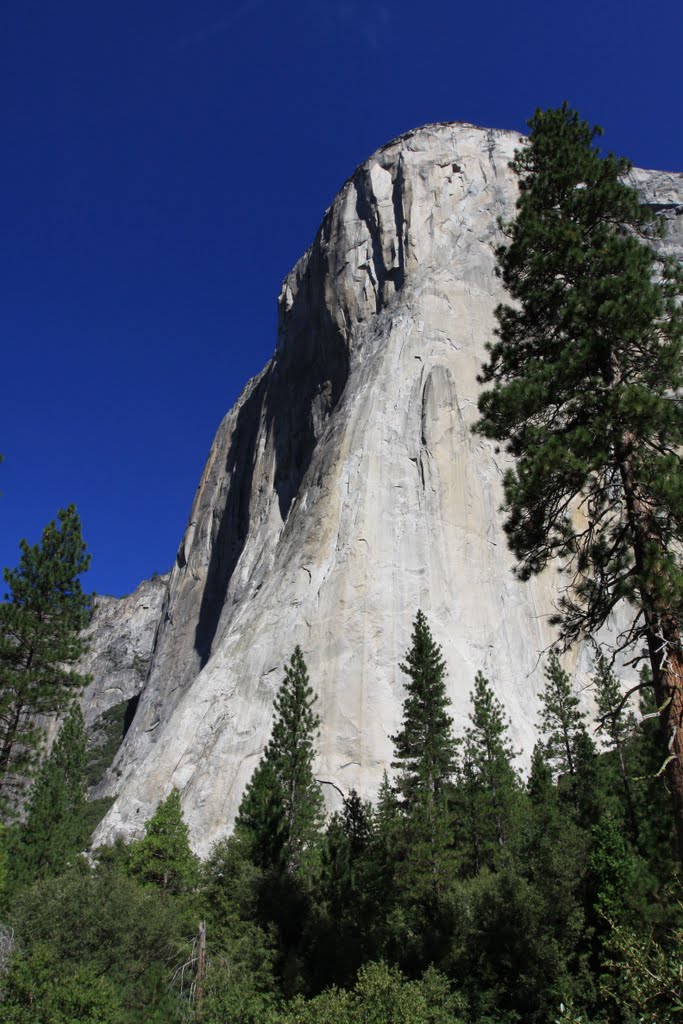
[{"xmin": 2, "ymin": 0, "xmax": 682, "ymax": 597}]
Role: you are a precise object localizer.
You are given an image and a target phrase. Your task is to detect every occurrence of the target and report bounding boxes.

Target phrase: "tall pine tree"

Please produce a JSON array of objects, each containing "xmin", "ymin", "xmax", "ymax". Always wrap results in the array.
[
  {"xmin": 594, "ymin": 654, "xmax": 639, "ymax": 843},
  {"xmin": 539, "ymin": 653, "xmax": 586, "ymax": 804},
  {"xmin": 391, "ymin": 611, "xmax": 459, "ymax": 899},
  {"xmin": 11, "ymin": 703, "xmax": 89, "ymax": 887},
  {"xmin": 473, "ymin": 103, "xmax": 683, "ymax": 867},
  {"xmin": 538, "ymin": 652, "xmax": 603, "ymax": 826},
  {"xmin": 460, "ymin": 671, "xmax": 520, "ymax": 873},
  {"xmin": 0, "ymin": 506, "xmax": 91, "ymax": 808},
  {"xmin": 236, "ymin": 645, "xmax": 324, "ymax": 877}
]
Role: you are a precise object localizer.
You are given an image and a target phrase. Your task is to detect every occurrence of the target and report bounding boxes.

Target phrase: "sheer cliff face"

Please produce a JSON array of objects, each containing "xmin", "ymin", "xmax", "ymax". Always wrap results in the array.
[
  {"xmin": 79, "ymin": 576, "xmax": 169, "ymax": 734},
  {"xmin": 94, "ymin": 123, "xmax": 683, "ymax": 856}
]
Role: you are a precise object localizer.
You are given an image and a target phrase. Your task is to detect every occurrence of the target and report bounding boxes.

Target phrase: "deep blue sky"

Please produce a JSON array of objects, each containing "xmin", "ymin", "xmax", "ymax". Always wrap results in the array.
[{"xmin": 2, "ymin": 1, "xmax": 682, "ymax": 598}]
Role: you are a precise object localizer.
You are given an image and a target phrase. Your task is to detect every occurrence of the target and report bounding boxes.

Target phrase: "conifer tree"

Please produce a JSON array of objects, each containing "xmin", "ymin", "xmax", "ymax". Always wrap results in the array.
[
  {"xmin": 522, "ymin": 741, "xmax": 586, "ymax": 899},
  {"xmin": 630, "ymin": 676, "xmax": 677, "ymax": 874},
  {"xmin": 12, "ymin": 703, "xmax": 89, "ymax": 886},
  {"xmin": 391, "ymin": 611, "xmax": 459, "ymax": 803},
  {"xmin": 365, "ymin": 770, "xmax": 401, "ymax": 917},
  {"xmin": 313, "ymin": 791, "xmax": 375, "ymax": 987},
  {"xmin": 538, "ymin": 652, "xmax": 606, "ymax": 828},
  {"xmin": 460, "ymin": 671, "xmax": 520, "ymax": 871},
  {"xmin": 318, "ymin": 790, "xmax": 373, "ymax": 922},
  {"xmin": 391, "ymin": 611, "xmax": 459, "ymax": 899},
  {"xmin": 473, "ymin": 103, "xmax": 683, "ymax": 867},
  {"xmin": 594, "ymin": 654, "xmax": 639, "ymax": 842},
  {"xmin": 128, "ymin": 786, "xmax": 197, "ymax": 894},
  {"xmin": 0, "ymin": 506, "xmax": 91, "ymax": 806},
  {"xmin": 236, "ymin": 646, "xmax": 324, "ymax": 877},
  {"xmin": 539, "ymin": 654, "xmax": 586, "ymax": 806}
]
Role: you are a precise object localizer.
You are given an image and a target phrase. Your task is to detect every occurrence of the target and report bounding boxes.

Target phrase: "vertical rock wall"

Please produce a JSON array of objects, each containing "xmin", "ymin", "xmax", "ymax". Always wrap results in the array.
[{"xmin": 91, "ymin": 123, "xmax": 683, "ymax": 856}]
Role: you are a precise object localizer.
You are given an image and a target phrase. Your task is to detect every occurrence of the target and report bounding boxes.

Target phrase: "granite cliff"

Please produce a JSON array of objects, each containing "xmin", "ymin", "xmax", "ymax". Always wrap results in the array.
[{"xmin": 90, "ymin": 122, "xmax": 683, "ymax": 855}]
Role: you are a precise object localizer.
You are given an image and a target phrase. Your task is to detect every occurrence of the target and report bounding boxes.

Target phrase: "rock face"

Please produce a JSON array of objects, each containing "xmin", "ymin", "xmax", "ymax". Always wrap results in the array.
[
  {"xmin": 79, "ymin": 575, "xmax": 169, "ymax": 734},
  {"xmin": 93, "ymin": 122, "xmax": 683, "ymax": 856}
]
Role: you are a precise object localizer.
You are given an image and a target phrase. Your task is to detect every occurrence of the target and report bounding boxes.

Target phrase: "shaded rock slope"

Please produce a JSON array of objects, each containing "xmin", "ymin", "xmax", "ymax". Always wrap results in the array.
[
  {"xmin": 91, "ymin": 122, "xmax": 683, "ymax": 856},
  {"xmin": 80, "ymin": 575, "xmax": 169, "ymax": 734},
  {"xmin": 76, "ymin": 576, "xmax": 169, "ymax": 791}
]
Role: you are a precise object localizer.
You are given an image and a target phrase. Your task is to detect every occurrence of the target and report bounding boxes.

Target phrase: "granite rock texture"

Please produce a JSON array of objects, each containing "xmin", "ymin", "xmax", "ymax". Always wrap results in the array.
[
  {"xmin": 92, "ymin": 123, "xmax": 683, "ymax": 856},
  {"xmin": 79, "ymin": 575, "xmax": 169, "ymax": 733}
]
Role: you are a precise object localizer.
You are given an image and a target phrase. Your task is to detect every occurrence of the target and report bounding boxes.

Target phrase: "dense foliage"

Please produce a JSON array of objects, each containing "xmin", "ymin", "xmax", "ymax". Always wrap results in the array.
[
  {"xmin": 473, "ymin": 102, "xmax": 683, "ymax": 866},
  {"xmin": 0, "ymin": 506, "xmax": 91, "ymax": 810},
  {"xmin": 0, "ymin": 618, "xmax": 679, "ymax": 1023}
]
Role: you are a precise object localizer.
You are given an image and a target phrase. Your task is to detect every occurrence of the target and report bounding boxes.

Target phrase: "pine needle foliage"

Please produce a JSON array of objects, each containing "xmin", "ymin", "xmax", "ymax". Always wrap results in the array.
[
  {"xmin": 390, "ymin": 612, "xmax": 460, "ymax": 902},
  {"xmin": 474, "ymin": 104, "xmax": 683, "ymax": 641},
  {"xmin": 461, "ymin": 671, "xmax": 520, "ymax": 870},
  {"xmin": 0, "ymin": 506, "xmax": 91, "ymax": 806},
  {"xmin": 128, "ymin": 787, "xmax": 198, "ymax": 895},
  {"xmin": 11, "ymin": 704, "xmax": 89, "ymax": 889},
  {"xmin": 472, "ymin": 102, "xmax": 683, "ymax": 865},
  {"xmin": 236, "ymin": 646, "xmax": 324, "ymax": 876},
  {"xmin": 539, "ymin": 653, "xmax": 587, "ymax": 783},
  {"xmin": 391, "ymin": 610, "xmax": 459, "ymax": 803}
]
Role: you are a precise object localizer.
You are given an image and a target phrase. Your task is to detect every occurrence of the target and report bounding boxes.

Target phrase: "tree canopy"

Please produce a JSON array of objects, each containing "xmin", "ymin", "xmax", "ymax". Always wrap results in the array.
[
  {"xmin": 236, "ymin": 645, "xmax": 324, "ymax": 876},
  {"xmin": 473, "ymin": 102, "xmax": 683, "ymax": 866},
  {"xmin": 0, "ymin": 506, "xmax": 91, "ymax": 808}
]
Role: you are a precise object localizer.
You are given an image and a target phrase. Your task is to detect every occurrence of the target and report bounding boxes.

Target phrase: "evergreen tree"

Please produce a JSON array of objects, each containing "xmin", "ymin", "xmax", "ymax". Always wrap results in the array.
[
  {"xmin": 311, "ymin": 791, "xmax": 375, "ymax": 987},
  {"xmin": 364, "ymin": 770, "xmax": 401, "ymax": 927},
  {"xmin": 627, "ymin": 675, "xmax": 677, "ymax": 878},
  {"xmin": 0, "ymin": 506, "xmax": 91, "ymax": 807},
  {"xmin": 522, "ymin": 742, "xmax": 587, "ymax": 910},
  {"xmin": 128, "ymin": 787, "xmax": 198, "ymax": 894},
  {"xmin": 572, "ymin": 726, "xmax": 605, "ymax": 830},
  {"xmin": 391, "ymin": 611, "xmax": 459, "ymax": 802},
  {"xmin": 593, "ymin": 654, "xmax": 639, "ymax": 842},
  {"xmin": 539, "ymin": 653, "xmax": 587, "ymax": 811},
  {"xmin": 198, "ymin": 835, "xmax": 278, "ymax": 1021},
  {"xmin": 341, "ymin": 788, "xmax": 373, "ymax": 862},
  {"xmin": 11, "ymin": 703, "xmax": 89, "ymax": 888},
  {"xmin": 390, "ymin": 611, "xmax": 459, "ymax": 900},
  {"xmin": 236, "ymin": 646, "xmax": 324, "ymax": 877},
  {"xmin": 473, "ymin": 103, "xmax": 683, "ymax": 867},
  {"xmin": 460, "ymin": 671, "xmax": 520, "ymax": 872}
]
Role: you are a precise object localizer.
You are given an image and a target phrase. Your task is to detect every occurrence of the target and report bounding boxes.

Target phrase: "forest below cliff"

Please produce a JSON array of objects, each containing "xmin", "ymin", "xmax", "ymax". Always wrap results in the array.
[{"xmin": 0, "ymin": 612, "xmax": 681, "ymax": 1024}]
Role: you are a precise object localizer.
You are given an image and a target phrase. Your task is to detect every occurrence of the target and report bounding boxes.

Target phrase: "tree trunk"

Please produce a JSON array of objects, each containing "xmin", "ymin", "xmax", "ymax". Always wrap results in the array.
[
  {"xmin": 617, "ymin": 445, "xmax": 683, "ymax": 872},
  {"xmin": 0, "ymin": 703, "xmax": 25, "ymax": 787},
  {"xmin": 645, "ymin": 618, "xmax": 683, "ymax": 871}
]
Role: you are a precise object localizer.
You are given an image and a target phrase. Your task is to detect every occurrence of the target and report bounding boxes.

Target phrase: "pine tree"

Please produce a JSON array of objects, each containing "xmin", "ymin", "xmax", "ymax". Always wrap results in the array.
[
  {"xmin": 0, "ymin": 506, "xmax": 91, "ymax": 807},
  {"xmin": 594, "ymin": 654, "xmax": 639, "ymax": 842},
  {"xmin": 391, "ymin": 611, "xmax": 459, "ymax": 802},
  {"xmin": 365, "ymin": 769, "xmax": 401, "ymax": 915},
  {"xmin": 630, "ymin": 676, "xmax": 677, "ymax": 874},
  {"xmin": 460, "ymin": 671, "xmax": 520, "ymax": 872},
  {"xmin": 473, "ymin": 103, "xmax": 683, "ymax": 867},
  {"xmin": 11, "ymin": 703, "xmax": 89, "ymax": 887},
  {"xmin": 523, "ymin": 742, "xmax": 586, "ymax": 890},
  {"xmin": 312, "ymin": 791, "xmax": 375, "ymax": 987},
  {"xmin": 236, "ymin": 646, "xmax": 324, "ymax": 877},
  {"xmin": 128, "ymin": 786, "xmax": 197, "ymax": 894},
  {"xmin": 390, "ymin": 611, "xmax": 459, "ymax": 899},
  {"xmin": 317, "ymin": 793, "xmax": 373, "ymax": 923},
  {"xmin": 539, "ymin": 653, "xmax": 586, "ymax": 806},
  {"xmin": 537, "ymin": 652, "xmax": 606, "ymax": 829}
]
